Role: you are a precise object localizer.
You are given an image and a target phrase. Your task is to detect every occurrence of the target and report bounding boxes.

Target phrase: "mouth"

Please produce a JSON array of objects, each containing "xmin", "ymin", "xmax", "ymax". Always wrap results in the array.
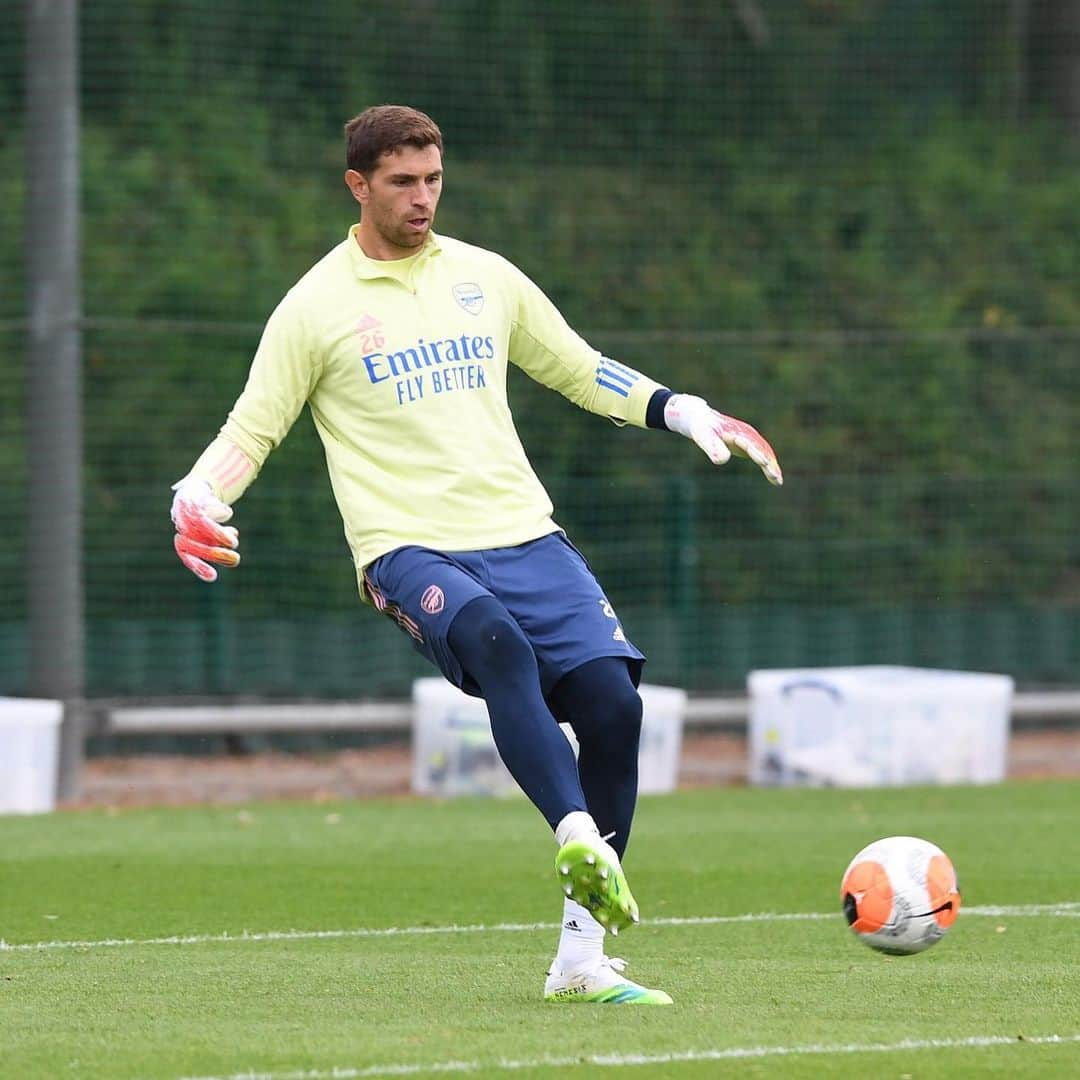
[{"xmin": 406, "ymin": 217, "xmax": 429, "ymax": 233}]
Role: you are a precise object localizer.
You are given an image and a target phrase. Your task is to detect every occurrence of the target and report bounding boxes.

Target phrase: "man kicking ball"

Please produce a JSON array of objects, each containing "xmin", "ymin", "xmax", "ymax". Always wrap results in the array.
[{"xmin": 171, "ymin": 104, "xmax": 783, "ymax": 1005}]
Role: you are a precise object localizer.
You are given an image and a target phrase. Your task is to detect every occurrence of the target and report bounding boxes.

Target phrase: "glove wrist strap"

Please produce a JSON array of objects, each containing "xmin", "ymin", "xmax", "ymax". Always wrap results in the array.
[{"xmin": 663, "ymin": 393, "xmax": 710, "ymax": 439}]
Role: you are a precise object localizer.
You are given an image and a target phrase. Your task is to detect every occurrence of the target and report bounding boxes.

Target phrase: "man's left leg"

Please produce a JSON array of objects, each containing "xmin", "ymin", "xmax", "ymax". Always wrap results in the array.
[
  {"xmin": 548, "ymin": 657, "xmax": 642, "ymax": 860},
  {"xmin": 542, "ymin": 657, "xmax": 671, "ymax": 1005},
  {"xmin": 485, "ymin": 533, "xmax": 669, "ymax": 1003}
]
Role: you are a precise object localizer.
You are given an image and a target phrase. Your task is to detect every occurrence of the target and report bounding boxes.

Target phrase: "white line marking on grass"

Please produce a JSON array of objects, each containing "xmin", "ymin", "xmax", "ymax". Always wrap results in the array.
[
  {"xmin": 177, "ymin": 1033, "xmax": 1080, "ymax": 1079},
  {"xmin": 0, "ymin": 922, "xmax": 559, "ymax": 953},
  {"xmin": 2, "ymin": 903, "xmax": 1077, "ymax": 954}
]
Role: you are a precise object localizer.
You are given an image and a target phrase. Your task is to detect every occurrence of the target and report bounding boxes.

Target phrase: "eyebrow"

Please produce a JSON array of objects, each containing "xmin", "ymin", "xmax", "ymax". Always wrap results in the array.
[{"xmin": 387, "ymin": 170, "xmax": 443, "ymax": 181}]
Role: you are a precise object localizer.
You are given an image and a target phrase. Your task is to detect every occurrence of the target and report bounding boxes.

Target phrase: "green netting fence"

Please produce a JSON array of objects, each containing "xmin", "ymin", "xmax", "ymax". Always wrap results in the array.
[{"xmin": 1, "ymin": 1, "xmax": 1078, "ymax": 698}]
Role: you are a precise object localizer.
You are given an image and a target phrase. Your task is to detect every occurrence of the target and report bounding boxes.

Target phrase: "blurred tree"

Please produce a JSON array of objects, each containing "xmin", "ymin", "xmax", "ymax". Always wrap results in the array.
[{"xmin": 1030, "ymin": 0, "xmax": 1080, "ymax": 134}]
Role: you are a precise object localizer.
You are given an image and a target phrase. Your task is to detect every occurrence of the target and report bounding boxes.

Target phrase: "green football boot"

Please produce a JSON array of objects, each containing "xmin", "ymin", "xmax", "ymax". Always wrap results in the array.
[{"xmin": 554, "ymin": 835, "xmax": 639, "ymax": 934}]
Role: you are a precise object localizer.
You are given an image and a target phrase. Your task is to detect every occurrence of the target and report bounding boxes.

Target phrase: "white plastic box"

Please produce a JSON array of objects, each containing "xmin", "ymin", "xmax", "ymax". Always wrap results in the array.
[
  {"xmin": 0, "ymin": 698, "xmax": 63, "ymax": 814},
  {"xmin": 411, "ymin": 678, "xmax": 686, "ymax": 797},
  {"xmin": 748, "ymin": 666, "xmax": 1013, "ymax": 788}
]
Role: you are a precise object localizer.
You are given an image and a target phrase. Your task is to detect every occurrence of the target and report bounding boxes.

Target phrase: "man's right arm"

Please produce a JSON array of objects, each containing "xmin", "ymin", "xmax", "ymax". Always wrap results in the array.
[{"xmin": 171, "ymin": 296, "xmax": 321, "ymax": 581}]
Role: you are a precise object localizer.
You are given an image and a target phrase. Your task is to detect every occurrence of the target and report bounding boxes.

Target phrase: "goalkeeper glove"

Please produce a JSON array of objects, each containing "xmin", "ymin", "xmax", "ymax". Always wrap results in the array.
[
  {"xmin": 664, "ymin": 394, "xmax": 783, "ymax": 486},
  {"xmin": 171, "ymin": 476, "xmax": 240, "ymax": 582}
]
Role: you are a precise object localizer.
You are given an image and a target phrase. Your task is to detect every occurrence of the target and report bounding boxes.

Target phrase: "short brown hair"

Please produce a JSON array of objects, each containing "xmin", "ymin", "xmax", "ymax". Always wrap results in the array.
[{"xmin": 344, "ymin": 105, "xmax": 444, "ymax": 174}]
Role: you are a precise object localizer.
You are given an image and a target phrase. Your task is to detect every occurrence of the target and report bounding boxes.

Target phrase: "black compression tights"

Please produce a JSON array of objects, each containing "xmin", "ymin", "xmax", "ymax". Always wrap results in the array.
[
  {"xmin": 447, "ymin": 595, "xmax": 643, "ymax": 857},
  {"xmin": 547, "ymin": 655, "xmax": 643, "ymax": 859}
]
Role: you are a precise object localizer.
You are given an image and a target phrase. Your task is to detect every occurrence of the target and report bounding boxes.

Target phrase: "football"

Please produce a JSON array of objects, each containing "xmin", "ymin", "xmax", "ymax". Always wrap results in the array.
[{"xmin": 840, "ymin": 835, "xmax": 961, "ymax": 955}]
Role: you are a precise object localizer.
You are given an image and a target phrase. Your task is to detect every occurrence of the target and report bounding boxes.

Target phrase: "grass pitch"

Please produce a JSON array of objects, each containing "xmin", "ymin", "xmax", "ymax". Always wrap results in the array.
[{"xmin": 2, "ymin": 780, "xmax": 1078, "ymax": 1079}]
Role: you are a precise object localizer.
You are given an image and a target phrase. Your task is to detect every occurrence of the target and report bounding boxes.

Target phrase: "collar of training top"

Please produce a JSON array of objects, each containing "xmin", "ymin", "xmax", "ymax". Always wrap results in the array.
[{"xmin": 346, "ymin": 223, "xmax": 443, "ymax": 280}]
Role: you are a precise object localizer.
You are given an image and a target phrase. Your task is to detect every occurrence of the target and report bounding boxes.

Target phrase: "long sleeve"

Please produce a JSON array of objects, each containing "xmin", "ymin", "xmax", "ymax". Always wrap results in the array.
[
  {"xmin": 505, "ymin": 261, "xmax": 666, "ymax": 427},
  {"xmin": 184, "ymin": 295, "xmax": 322, "ymax": 504}
]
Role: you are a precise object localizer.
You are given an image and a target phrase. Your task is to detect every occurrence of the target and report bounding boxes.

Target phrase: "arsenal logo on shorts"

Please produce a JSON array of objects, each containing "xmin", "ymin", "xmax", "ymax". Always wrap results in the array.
[{"xmin": 420, "ymin": 584, "xmax": 445, "ymax": 615}]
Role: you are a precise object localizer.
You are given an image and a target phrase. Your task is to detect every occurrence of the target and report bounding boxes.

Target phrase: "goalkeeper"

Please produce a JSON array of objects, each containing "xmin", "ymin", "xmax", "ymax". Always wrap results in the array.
[{"xmin": 172, "ymin": 105, "xmax": 782, "ymax": 1006}]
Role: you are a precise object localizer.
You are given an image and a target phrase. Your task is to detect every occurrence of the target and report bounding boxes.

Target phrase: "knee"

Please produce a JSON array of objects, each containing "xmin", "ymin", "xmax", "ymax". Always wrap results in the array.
[
  {"xmin": 605, "ymin": 680, "xmax": 644, "ymax": 740},
  {"xmin": 579, "ymin": 672, "xmax": 643, "ymax": 751},
  {"xmin": 475, "ymin": 612, "xmax": 534, "ymax": 670},
  {"xmin": 448, "ymin": 597, "xmax": 534, "ymax": 675}
]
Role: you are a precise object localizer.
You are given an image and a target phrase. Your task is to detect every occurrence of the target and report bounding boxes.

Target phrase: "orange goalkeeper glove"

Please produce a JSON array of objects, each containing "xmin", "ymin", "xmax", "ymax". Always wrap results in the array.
[
  {"xmin": 664, "ymin": 394, "xmax": 783, "ymax": 486},
  {"xmin": 170, "ymin": 477, "xmax": 240, "ymax": 582}
]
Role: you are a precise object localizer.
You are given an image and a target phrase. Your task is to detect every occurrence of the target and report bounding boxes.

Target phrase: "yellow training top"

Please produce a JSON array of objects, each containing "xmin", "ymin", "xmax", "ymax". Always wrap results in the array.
[{"xmin": 186, "ymin": 226, "xmax": 665, "ymax": 593}]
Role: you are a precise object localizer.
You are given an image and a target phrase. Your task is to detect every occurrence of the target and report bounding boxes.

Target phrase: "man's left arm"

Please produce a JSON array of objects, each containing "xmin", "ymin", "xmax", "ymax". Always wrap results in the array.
[{"xmin": 505, "ymin": 261, "xmax": 783, "ymax": 486}]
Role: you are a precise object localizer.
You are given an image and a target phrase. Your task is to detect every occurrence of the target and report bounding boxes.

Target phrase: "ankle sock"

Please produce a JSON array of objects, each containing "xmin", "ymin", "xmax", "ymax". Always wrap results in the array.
[
  {"xmin": 555, "ymin": 810, "xmax": 599, "ymax": 849},
  {"xmin": 554, "ymin": 898, "xmax": 605, "ymax": 973}
]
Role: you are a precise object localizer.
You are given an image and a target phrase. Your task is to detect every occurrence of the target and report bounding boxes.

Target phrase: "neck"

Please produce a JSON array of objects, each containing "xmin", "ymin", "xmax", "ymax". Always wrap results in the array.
[{"xmin": 354, "ymin": 223, "xmax": 424, "ymax": 262}]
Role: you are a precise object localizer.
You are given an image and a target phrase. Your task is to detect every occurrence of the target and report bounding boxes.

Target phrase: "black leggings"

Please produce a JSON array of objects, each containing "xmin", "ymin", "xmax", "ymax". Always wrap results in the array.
[
  {"xmin": 548, "ymin": 654, "xmax": 643, "ymax": 859},
  {"xmin": 447, "ymin": 595, "xmax": 642, "ymax": 857}
]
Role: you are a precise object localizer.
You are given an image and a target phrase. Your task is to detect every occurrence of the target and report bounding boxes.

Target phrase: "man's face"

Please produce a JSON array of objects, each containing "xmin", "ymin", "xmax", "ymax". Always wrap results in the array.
[{"xmin": 346, "ymin": 144, "xmax": 443, "ymax": 257}]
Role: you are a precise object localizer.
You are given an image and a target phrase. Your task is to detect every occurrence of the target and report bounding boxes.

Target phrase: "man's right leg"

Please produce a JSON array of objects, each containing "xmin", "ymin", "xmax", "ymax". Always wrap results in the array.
[{"xmin": 446, "ymin": 595, "xmax": 586, "ymax": 829}]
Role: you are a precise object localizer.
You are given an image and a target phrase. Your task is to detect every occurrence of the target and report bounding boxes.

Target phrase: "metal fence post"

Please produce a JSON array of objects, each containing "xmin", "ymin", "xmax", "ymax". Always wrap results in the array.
[{"xmin": 25, "ymin": 0, "xmax": 84, "ymax": 799}]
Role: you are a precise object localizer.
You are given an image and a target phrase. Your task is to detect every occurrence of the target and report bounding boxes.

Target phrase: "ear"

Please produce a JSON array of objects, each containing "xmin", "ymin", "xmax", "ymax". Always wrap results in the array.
[{"xmin": 344, "ymin": 169, "xmax": 368, "ymax": 205}]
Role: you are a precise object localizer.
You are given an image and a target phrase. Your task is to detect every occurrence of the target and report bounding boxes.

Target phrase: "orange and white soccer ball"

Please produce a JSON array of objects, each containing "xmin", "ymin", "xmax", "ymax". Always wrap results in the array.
[{"xmin": 840, "ymin": 835, "xmax": 961, "ymax": 955}]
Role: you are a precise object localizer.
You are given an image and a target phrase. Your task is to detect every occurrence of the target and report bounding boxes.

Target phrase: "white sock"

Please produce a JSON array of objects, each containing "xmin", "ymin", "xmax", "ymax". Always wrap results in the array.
[
  {"xmin": 555, "ymin": 898, "xmax": 605, "ymax": 973},
  {"xmin": 554, "ymin": 810, "xmax": 600, "ymax": 849},
  {"xmin": 555, "ymin": 811, "xmax": 626, "ymax": 876}
]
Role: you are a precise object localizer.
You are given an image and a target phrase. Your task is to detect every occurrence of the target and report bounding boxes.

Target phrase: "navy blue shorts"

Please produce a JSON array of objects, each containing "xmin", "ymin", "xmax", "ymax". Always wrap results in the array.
[{"xmin": 363, "ymin": 532, "xmax": 645, "ymax": 697}]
